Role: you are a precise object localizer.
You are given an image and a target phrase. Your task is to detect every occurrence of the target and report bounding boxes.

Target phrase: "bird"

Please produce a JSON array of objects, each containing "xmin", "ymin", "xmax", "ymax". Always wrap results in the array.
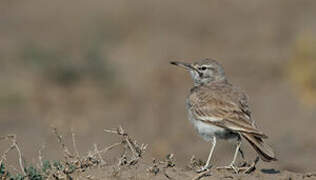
[{"xmin": 170, "ymin": 58, "xmax": 276, "ymax": 173}]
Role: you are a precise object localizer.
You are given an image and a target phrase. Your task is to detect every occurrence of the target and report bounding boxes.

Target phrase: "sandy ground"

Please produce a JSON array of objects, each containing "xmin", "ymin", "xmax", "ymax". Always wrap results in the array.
[{"xmin": 71, "ymin": 161, "xmax": 316, "ymax": 180}]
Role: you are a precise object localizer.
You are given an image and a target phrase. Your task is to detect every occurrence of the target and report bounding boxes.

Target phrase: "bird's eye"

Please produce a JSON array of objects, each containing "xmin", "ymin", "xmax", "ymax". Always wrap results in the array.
[{"xmin": 200, "ymin": 66, "xmax": 207, "ymax": 71}]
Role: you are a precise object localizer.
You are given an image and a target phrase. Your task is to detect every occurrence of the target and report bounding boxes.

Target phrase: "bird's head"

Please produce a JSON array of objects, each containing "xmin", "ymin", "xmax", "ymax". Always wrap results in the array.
[{"xmin": 170, "ymin": 58, "xmax": 227, "ymax": 86}]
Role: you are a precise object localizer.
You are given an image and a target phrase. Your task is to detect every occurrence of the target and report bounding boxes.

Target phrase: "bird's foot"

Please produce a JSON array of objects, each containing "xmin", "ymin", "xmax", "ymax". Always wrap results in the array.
[
  {"xmin": 216, "ymin": 164, "xmax": 239, "ymax": 174},
  {"xmin": 196, "ymin": 164, "xmax": 212, "ymax": 173}
]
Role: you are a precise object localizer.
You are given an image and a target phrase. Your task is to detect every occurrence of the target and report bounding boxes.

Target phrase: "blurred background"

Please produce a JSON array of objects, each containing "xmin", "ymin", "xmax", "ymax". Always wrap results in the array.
[{"xmin": 1, "ymin": 0, "xmax": 316, "ymax": 173}]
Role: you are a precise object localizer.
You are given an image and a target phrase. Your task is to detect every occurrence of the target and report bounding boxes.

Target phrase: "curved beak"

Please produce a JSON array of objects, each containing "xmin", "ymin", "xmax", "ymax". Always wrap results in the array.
[{"xmin": 170, "ymin": 61, "xmax": 199, "ymax": 72}]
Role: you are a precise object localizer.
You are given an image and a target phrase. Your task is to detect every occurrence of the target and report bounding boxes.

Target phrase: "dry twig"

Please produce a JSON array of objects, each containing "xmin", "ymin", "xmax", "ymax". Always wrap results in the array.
[
  {"xmin": 303, "ymin": 172, "xmax": 316, "ymax": 178},
  {"xmin": 0, "ymin": 126, "xmax": 148, "ymax": 178},
  {"xmin": 104, "ymin": 126, "xmax": 148, "ymax": 166},
  {"xmin": 71, "ymin": 130, "xmax": 80, "ymax": 159},
  {"xmin": 38, "ymin": 144, "xmax": 46, "ymax": 169},
  {"xmin": 147, "ymin": 153, "xmax": 176, "ymax": 179},
  {"xmin": 0, "ymin": 135, "xmax": 26, "ymax": 176},
  {"xmin": 53, "ymin": 128, "xmax": 74, "ymax": 160},
  {"xmin": 90, "ymin": 142, "xmax": 122, "ymax": 157},
  {"xmin": 93, "ymin": 144, "xmax": 106, "ymax": 167},
  {"xmin": 192, "ymin": 169, "xmax": 211, "ymax": 180}
]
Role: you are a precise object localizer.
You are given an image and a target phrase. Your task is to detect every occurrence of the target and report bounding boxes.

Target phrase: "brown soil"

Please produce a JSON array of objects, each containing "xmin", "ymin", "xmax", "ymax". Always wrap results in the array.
[{"xmin": 66, "ymin": 162, "xmax": 316, "ymax": 180}]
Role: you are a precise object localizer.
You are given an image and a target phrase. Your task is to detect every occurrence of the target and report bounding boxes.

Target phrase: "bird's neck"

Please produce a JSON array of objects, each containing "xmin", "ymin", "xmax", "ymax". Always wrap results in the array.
[{"xmin": 194, "ymin": 78, "xmax": 228, "ymax": 87}]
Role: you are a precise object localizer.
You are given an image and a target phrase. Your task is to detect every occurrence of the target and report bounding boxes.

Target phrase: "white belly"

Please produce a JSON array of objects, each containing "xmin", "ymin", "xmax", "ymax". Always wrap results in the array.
[
  {"xmin": 193, "ymin": 120, "xmax": 226, "ymax": 141},
  {"xmin": 187, "ymin": 106, "xmax": 237, "ymax": 141}
]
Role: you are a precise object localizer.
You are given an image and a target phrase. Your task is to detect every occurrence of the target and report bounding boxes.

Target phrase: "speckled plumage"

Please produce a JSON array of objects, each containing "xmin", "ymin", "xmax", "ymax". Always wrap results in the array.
[
  {"xmin": 171, "ymin": 58, "xmax": 276, "ymax": 171},
  {"xmin": 186, "ymin": 81, "xmax": 267, "ymax": 140}
]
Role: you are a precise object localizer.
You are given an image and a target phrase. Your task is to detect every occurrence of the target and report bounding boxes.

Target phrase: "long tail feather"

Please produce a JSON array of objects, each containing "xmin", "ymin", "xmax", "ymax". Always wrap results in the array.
[{"xmin": 242, "ymin": 133, "xmax": 277, "ymax": 162}]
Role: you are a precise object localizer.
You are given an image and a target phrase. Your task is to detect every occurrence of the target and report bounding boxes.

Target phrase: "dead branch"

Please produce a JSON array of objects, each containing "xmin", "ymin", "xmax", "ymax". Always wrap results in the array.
[
  {"xmin": 96, "ymin": 142, "xmax": 122, "ymax": 155},
  {"xmin": 304, "ymin": 172, "xmax": 316, "ymax": 178},
  {"xmin": 104, "ymin": 126, "xmax": 147, "ymax": 161},
  {"xmin": 14, "ymin": 140, "xmax": 25, "ymax": 176},
  {"xmin": 0, "ymin": 140, "xmax": 15, "ymax": 164},
  {"xmin": 0, "ymin": 135, "xmax": 26, "ymax": 176},
  {"xmin": 53, "ymin": 128, "xmax": 74, "ymax": 160},
  {"xmin": 93, "ymin": 144, "xmax": 106, "ymax": 167},
  {"xmin": 147, "ymin": 154, "xmax": 176, "ymax": 179},
  {"xmin": 192, "ymin": 169, "xmax": 211, "ymax": 180},
  {"xmin": 0, "ymin": 126, "xmax": 148, "ymax": 178},
  {"xmin": 104, "ymin": 126, "xmax": 138, "ymax": 156},
  {"xmin": 71, "ymin": 129, "xmax": 80, "ymax": 159},
  {"xmin": 38, "ymin": 144, "xmax": 45, "ymax": 169}
]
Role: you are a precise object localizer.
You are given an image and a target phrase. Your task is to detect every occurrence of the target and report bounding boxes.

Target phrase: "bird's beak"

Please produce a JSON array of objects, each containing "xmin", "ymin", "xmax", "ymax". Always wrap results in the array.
[{"xmin": 170, "ymin": 61, "xmax": 198, "ymax": 72}]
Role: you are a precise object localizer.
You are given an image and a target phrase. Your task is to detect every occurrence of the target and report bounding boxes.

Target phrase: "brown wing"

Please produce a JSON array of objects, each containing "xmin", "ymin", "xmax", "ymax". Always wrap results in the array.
[{"xmin": 189, "ymin": 85, "xmax": 267, "ymax": 138}]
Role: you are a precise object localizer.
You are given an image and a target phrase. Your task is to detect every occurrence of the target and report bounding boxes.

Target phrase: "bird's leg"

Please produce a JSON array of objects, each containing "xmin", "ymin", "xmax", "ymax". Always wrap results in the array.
[
  {"xmin": 205, "ymin": 136, "xmax": 217, "ymax": 169},
  {"xmin": 217, "ymin": 137, "xmax": 242, "ymax": 174},
  {"xmin": 230, "ymin": 139, "xmax": 242, "ymax": 173},
  {"xmin": 197, "ymin": 136, "xmax": 216, "ymax": 173}
]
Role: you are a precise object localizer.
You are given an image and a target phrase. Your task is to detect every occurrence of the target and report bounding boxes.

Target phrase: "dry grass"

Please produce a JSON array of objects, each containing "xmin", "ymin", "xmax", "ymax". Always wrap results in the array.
[
  {"xmin": 1, "ymin": 127, "xmax": 316, "ymax": 180},
  {"xmin": 0, "ymin": 126, "xmax": 148, "ymax": 179}
]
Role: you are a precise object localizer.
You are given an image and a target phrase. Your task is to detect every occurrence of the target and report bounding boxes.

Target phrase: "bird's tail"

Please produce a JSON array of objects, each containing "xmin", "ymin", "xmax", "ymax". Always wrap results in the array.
[{"xmin": 242, "ymin": 133, "xmax": 277, "ymax": 162}]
